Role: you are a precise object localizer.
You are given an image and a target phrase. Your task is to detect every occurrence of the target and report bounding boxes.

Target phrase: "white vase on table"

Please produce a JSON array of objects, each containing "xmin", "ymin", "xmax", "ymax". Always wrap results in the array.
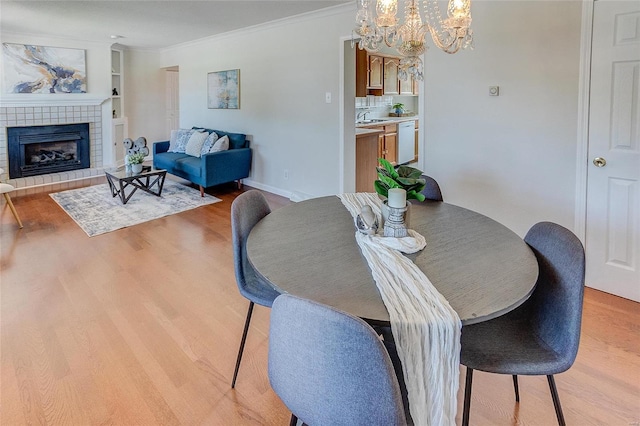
[{"xmin": 131, "ymin": 163, "xmax": 143, "ymax": 173}]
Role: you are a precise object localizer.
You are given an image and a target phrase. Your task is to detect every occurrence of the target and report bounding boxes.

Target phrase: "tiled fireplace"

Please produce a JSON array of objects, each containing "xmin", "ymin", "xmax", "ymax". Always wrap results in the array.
[{"xmin": 0, "ymin": 105, "xmax": 104, "ymax": 190}]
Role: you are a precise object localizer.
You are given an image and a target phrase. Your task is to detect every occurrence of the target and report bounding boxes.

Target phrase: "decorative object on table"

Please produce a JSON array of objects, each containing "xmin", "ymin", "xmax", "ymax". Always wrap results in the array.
[
  {"xmin": 392, "ymin": 102, "xmax": 404, "ymax": 115},
  {"xmin": 125, "ymin": 152, "xmax": 145, "ymax": 173},
  {"xmin": 207, "ymin": 69, "xmax": 240, "ymax": 109},
  {"xmin": 356, "ymin": 205, "xmax": 379, "ymax": 235},
  {"xmin": 2, "ymin": 43, "xmax": 87, "ymax": 93},
  {"xmin": 352, "ymin": 0, "xmax": 473, "ymax": 82},
  {"xmin": 375, "ymin": 158, "xmax": 426, "ymax": 228},
  {"xmin": 375, "ymin": 158, "xmax": 426, "ymax": 201},
  {"xmin": 123, "ymin": 136, "xmax": 149, "ymax": 171},
  {"xmin": 383, "ymin": 188, "xmax": 408, "ymax": 237},
  {"xmin": 112, "ymin": 87, "xmax": 118, "ymax": 96},
  {"xmin": 49, "ymin": 179, "xmax": 221, "ymax": 237},
  {"xmin": 338, "ymin": 192, "xmax": 460, "ymax": 425},
  {"xmin": 113, "ymin": 109, "xmax": 117, "ymax": 118}
]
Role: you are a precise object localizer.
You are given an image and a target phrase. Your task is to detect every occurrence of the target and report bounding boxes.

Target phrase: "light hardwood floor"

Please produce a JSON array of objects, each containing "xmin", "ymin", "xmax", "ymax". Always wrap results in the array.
[{"xmin": 1, "ymin": 179, "xmax": 638, "ymax": 425}]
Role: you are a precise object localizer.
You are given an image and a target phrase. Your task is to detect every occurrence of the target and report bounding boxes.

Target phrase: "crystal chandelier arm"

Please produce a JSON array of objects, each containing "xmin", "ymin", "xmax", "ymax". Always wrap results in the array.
[
  {"xmin": 423, "ymin": 0, "xmax": 472, "ymax": 54},
  {"xmin": 427, "ymin": 25, "xmax": 464, "ymax": 54}
]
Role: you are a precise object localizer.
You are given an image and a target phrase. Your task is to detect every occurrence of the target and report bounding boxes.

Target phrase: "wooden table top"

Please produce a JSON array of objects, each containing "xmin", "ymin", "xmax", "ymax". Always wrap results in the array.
[{"xmin": 247, "ymin": 196, "xmax": 538, "ymax": 325}]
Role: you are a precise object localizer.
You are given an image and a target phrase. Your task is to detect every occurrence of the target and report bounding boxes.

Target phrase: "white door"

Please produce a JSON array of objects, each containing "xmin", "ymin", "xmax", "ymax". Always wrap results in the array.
[
  {"xmin": 165, "ymin": 69, "xmax": 179, "ymax": 134},
  {"xmin": 586, "ymin": 0, "xmax": 640, "ymax": 302}
]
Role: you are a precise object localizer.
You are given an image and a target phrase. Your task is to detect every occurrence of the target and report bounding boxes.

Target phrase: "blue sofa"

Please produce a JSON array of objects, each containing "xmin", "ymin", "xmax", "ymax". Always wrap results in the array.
[{"xmin": 153, "ymin": 128, "xmax": 252, "ymax": 196}]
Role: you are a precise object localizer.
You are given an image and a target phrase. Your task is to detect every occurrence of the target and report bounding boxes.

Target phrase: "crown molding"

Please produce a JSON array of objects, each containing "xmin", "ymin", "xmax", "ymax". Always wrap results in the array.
[{"xmin": 161, "ymin": 3, "xmax": 354, "ymax": 53}]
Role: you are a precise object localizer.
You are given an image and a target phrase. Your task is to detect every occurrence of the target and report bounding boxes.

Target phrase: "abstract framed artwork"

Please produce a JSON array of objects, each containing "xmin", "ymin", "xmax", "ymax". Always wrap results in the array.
[
  {"xmin": 207, "ymin": 69, "xmax": 240, "ymax": 109},
  {"xmin": 2, "ymin": 43, "xmax": 87, "ymax": 94}
]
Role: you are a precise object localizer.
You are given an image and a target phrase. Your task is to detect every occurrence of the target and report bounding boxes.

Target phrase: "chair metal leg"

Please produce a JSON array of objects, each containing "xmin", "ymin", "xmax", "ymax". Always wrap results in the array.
[
  {"xmin": 4, "ymin": 193, "xmax": 23, "ymax": 228},
  {"xmin": 512, "ymin": 375, "xmax": 520, "ymax": 402},
  {"xmin": 289, "ymin": 414, "xmax": 298, "ymax": 426},
  {"xmin": 547, "ymin": 375, "xmax": 566, "ymax": 426},
  {"xmin": 231, "ymin": 301, "xmax": 254, "ymax": 388},
  {"xmin": 462, "ymin": 367, "xmax": 474, "ymax": 426}
]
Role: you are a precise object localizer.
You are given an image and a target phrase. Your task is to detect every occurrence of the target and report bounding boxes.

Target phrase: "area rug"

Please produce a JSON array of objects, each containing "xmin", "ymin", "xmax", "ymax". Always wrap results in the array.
[{"xmin": 50, "ymin": 180, "xmax": 221, "ymax": 237}]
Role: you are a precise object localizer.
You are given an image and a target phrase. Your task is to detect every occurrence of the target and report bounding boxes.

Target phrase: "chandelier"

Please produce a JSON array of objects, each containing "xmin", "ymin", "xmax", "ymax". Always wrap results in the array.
[{"xmin": 353, "ymin": 0, "xmax": 473, "ymax": 81}]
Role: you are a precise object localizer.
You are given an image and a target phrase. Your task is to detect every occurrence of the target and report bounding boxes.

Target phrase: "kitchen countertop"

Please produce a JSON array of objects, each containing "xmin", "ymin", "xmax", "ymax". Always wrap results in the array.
[{"xmin": 355, "ymin": 115, "xmax": 418, "ymax": 129}]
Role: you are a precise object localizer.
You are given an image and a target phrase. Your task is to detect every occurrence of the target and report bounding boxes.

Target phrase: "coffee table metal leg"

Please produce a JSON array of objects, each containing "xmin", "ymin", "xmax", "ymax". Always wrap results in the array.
[{"xmin": 119, "ymin": 180, "xmax": 127, "ymax": 204}]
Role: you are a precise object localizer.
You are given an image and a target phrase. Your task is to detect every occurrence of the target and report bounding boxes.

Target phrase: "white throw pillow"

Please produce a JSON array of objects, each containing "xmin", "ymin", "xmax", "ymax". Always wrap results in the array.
[
  {"xmin": 168, "ymin": 129, "xmax": 194, "ymax": 153},
  {"xmin": 185, "ymin": 131, "xmax": 209, "ymax": 157},
  {"xmin": 200, "ymin": 132, "xmax": 219, "ymax": 155},
  {"xmin": 210, "ymin": 135, "xmax": 229, "ymax": 153}
]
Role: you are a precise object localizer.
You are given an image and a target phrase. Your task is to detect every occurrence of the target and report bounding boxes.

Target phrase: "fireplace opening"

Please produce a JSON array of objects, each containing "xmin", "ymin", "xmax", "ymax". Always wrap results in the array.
[{"xmin": 7, "ymin": 123, "xmax": 90, "ymax": 178}]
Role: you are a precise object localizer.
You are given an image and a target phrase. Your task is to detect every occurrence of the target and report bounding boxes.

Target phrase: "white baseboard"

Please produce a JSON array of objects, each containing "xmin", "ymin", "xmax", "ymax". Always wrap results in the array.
[
  {"xmin": 242, "ymin": 179, "xmax": 315, "ymax": 203},
  {"xmin": 243, "ymin": 179, "xmax": 291, "ymax": 199}
]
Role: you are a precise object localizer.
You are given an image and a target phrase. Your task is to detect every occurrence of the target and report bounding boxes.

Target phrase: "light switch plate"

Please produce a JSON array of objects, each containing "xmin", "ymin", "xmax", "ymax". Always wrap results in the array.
[
  {"xmin": 325, "ymin": 92, "xmax": 332, "ymax": 103},
  {"xmin": 489, "ymin": 86, "xmax": 499, "ymax": 96}
]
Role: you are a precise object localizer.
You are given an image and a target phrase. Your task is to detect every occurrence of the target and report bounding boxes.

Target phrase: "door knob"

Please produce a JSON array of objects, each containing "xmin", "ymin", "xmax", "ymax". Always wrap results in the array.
[{"xmin": 593, "ymin": 157, "xmax": 607, "ymax": 167}]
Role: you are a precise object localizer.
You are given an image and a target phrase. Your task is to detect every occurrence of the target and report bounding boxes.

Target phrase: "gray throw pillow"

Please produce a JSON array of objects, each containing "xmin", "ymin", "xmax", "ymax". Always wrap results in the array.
[
  {"xmin": 168, "ymin": 129, "xmax": 194, "ymax": 153},
  {"xmin": 200, "ymin": 132, "xmax": 219, "ymax": 155}
]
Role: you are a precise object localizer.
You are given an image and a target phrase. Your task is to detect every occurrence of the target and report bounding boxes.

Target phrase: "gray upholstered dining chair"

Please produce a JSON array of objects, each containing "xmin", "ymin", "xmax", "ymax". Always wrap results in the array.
[
  {"xmin": 460, "ymin": 221, "xmax": 585, "ymax": 426},
  {"xmin": 419, "ymin": 174, "xmax": 443, "ymax": 202},
  {"xmin": 268, "ymin": 294, "xmax": 409, "ymax": 426},
  {"xmin": 230, "ymin": 190, "xmax": 281, "ymax": 388}
]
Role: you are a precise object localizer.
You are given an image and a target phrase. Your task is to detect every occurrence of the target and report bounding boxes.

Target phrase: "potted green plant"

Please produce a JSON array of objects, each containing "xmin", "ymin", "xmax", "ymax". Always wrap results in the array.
[
  {"xmin": 375, "ymin": 158, "xmax": 426, "ymax": 202},
  {"xmin": 392, "ymin": 103, "xmax": 405, "ymax": 115},
  {"xmin": 128, "ymin": 152, "xmax": 146, "ymax": 173},
  {"xmin": 375, "ymin": 158, "xmax": 426, "ymax": 228}
]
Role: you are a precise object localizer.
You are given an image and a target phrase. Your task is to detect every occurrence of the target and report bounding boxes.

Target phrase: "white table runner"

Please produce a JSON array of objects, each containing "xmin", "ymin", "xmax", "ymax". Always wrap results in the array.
[{"xmin": 338, "ymin": 193, "xmax": 461, "ymax": 426}]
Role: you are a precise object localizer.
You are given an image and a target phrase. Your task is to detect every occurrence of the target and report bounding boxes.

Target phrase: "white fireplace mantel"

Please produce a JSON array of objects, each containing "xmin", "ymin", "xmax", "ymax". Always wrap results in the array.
[{"xmin": 0, "ymin": 97, "xmax": 109, "ymax": 108}]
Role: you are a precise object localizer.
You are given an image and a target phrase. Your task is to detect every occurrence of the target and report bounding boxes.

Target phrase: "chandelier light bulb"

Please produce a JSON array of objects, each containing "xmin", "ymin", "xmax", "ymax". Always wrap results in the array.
[
  {"xmin": 376, "ymin": 0, "xmax": 398, "ymax": 28},
  {"xmin": 450, "ymin": 0, "xmax": 468, "ymax": 17}
]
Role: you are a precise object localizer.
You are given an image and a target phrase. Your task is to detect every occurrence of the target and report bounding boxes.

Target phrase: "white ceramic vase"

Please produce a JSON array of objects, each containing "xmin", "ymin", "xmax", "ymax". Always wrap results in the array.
[{"xmin": 131, "ymin": 163, "xmax": 143, "ymax": 173}]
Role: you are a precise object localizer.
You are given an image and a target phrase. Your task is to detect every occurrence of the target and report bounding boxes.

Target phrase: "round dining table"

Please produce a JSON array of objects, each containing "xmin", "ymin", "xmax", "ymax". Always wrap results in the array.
[{"xmin": 246, "ymin": 196, "xmax": 539, "ymax": 326}]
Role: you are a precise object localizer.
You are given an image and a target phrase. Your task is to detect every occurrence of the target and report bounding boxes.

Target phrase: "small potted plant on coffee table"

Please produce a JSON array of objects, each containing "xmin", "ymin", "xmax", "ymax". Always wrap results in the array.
[{"xmin": 128, "ymin": 152, "xmax": 146, "ymax": 173}]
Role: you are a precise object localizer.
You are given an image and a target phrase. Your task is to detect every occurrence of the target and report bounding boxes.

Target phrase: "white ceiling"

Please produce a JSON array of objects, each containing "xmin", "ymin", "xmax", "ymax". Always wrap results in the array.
[{"xmin": 0, "ymin": 1, "xmax": 351, "ymax": 50}]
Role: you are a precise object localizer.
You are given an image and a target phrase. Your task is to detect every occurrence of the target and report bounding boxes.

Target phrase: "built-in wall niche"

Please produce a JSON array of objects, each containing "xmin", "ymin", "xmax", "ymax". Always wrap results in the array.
[{"xmin": 111, "ymin": 48, "xmax": 123, "ymax": 118}]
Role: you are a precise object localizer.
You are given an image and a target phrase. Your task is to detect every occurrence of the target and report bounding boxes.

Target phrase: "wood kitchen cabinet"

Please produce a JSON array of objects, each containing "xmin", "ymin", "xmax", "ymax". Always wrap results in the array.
[
  {"xmin": 368, "ymin": 55, "xmax": 384, "ymax": 89},
  {"xmin": 355, "ymin": 52, "xmax": 383, "ymax": 95},
  {"xmin": 356, "ymin": 51, "xmax": 419, "ymax": 97},
  {"xmin": 373, "ymin": 123, "xmax": 398, "ymax": 164},
  {"xmin": 383, "ymin": 57, "xmax": 399, "ymax": 95},
  {"xmin": 356, "ymin": 130, "xmax": 382, "ymax": 192},
  {"xmin": 356, "ymin": 122, "xmax": 402, "ymax": 191},
  {"xmin": 355, "ymin": 48, "xmax": 368, "ymax": 97},
  {"xmin": 400, "ymin": 75, "xmax": 414, "ymax": 95}
]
